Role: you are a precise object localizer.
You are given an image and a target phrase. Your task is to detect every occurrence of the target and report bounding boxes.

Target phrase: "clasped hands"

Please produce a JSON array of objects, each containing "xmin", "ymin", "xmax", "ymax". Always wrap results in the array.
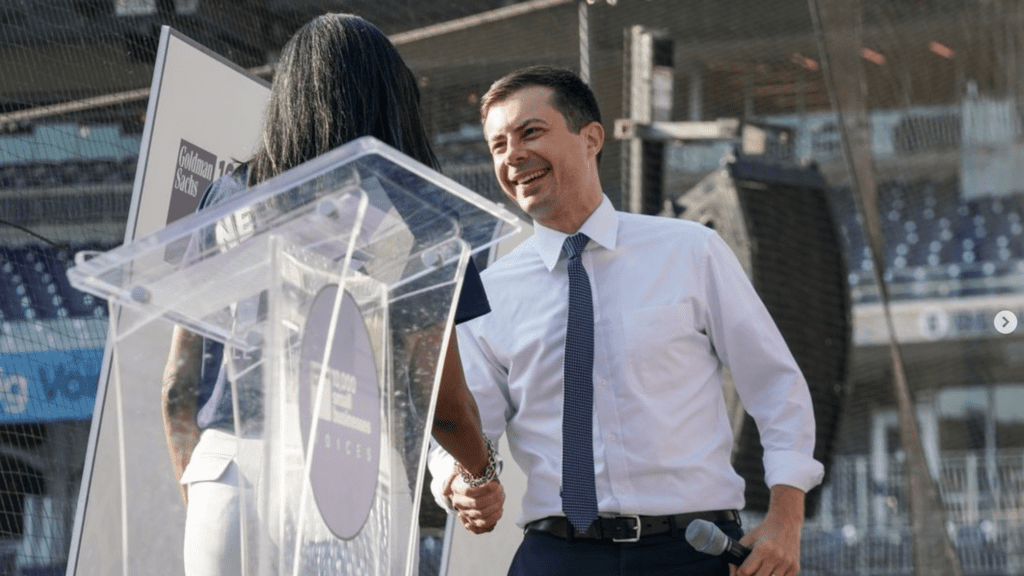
[{"xmin": 443, "ymin": 470, "xmax": 505, "ymax": 534}]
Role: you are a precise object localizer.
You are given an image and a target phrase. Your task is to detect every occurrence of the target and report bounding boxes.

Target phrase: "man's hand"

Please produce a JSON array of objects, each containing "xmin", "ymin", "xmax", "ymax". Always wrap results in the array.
[
  {"xmin": 732, "ymin": 485, "xmax": 805, "ymax": 576},
  {"xmin": 443, "ymin": 470, "xmax": 504, "ymax": 534}
]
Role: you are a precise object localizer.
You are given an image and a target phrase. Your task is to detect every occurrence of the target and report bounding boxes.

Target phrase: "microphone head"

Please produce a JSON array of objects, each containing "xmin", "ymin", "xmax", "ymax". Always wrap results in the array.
[{"xmin": 685, "ymin": 519, "xmax": 729, "ymax": 556}]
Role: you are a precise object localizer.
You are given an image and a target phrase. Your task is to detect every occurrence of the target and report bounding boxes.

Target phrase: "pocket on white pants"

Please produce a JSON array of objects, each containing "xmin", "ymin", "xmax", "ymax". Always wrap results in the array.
[{"xmin": 180, "ymin": 452, "xmax": 233, "ymax": 485}]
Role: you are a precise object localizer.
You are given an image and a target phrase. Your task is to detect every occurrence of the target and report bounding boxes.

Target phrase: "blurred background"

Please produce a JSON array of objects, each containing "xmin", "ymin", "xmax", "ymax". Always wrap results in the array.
[{"xmin": 1, "ymin": 0, "xmax": 1022, "ymax": 574}]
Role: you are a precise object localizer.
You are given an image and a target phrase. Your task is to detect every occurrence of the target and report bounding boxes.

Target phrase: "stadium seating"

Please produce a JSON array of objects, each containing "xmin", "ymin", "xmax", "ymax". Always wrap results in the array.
[
  {"xmin": 829, "ymin": 179, "xmax": 1024, "ymax": 302},
  {"xmin": 0, "ymin": 157, "xmax": 135, "ymax": 191},
  {"xmin": 0, "ymin": 153, "xmax": 134, "ymax": 324},
  {"xmin": 0, "ymin": 245, "xmax": 110, "ymax": 322},
  {"xmin": 2, "ymin": 154, "xmax": 1022, "ymax": 308}
]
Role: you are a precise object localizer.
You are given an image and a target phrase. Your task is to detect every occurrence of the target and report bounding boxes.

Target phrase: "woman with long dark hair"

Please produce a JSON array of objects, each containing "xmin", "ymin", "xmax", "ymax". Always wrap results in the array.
[
  {"xmin": 161, "ymin": 14, "xmax": 499, "ymax": 575},
  {"xmin": 246, "ymin": 13, "xmax": 438, "ymax": 184}
]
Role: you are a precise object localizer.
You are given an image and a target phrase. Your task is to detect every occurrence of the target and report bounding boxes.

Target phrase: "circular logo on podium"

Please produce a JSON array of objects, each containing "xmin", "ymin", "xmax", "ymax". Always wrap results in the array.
[{"xmin": 299, "ymin": 284, "xmax": 380, "ymax": 539}]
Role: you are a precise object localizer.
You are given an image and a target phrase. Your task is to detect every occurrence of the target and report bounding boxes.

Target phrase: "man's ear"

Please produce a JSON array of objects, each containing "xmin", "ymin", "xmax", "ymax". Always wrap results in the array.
[{"xmin": 581, "ymin": 120, "xmax": 605, "ymax": 158}]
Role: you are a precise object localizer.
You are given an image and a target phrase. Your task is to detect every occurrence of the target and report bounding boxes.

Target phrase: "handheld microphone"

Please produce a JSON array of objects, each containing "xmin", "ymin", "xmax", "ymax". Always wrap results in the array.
[{"xmin": 685, "ymin": 518, "xmax": 751, "ymax": 566}]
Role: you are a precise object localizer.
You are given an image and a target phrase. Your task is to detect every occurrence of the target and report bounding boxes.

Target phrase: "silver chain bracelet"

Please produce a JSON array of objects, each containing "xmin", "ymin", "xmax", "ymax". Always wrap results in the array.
[{"xmin": 456, "ymin": 436, "xmax": 499, "ymax": 488}]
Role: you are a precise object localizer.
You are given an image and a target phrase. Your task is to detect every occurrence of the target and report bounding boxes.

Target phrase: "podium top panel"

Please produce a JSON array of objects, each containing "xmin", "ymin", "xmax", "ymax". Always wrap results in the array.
[{"xmin": 68, "ymin": 137, "xmax": 521, "ymax": 341}]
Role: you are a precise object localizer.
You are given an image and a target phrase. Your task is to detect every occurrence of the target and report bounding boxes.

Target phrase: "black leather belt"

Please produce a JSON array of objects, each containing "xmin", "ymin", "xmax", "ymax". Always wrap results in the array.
[{"xmin": 524, "ymin": 510, "xmax": 740, "ymax": 543}]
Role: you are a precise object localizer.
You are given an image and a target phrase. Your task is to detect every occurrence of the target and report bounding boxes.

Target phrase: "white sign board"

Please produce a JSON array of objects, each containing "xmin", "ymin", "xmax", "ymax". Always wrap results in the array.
[{"xmin": 67, "ymin": 26, "xmax": 269, "ymax": 576}]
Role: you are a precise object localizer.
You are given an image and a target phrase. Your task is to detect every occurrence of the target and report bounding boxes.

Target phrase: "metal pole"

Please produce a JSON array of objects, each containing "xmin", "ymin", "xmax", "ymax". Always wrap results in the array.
[
  {"xmin": 626, "ymin": 26, "xmax": 651, "ymax": 215},
  {"xmin": 808, "ymin": 0, "xmax": 965, "ymax": 574},
  {"xmin": 579, "ymin": 1, "xmax": 590, "ymax": 85}
]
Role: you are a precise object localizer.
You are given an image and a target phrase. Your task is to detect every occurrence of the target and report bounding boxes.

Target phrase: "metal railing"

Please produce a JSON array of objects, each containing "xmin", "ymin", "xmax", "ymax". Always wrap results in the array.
[{"xmin": 801, "ymin": 450, "xmax": 1024, "ymax": 575}]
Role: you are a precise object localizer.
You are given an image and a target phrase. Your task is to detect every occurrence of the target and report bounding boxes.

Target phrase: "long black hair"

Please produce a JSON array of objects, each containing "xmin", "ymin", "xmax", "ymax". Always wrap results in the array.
[{"xmin": 247, "ymin": 13, "xmax": 438, "ymax": 186}]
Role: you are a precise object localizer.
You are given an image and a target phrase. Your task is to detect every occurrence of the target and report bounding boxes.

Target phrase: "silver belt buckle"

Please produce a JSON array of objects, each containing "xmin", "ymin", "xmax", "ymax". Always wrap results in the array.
[{"xmin": 612, "ymin": 515, "xmax": 642, "ymax": 542}]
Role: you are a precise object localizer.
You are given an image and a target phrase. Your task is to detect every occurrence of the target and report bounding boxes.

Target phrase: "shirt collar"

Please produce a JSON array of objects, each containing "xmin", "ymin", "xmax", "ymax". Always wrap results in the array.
[{"xmin": 532, "ymin": 195, "xmax": 618, "ymax": 271}]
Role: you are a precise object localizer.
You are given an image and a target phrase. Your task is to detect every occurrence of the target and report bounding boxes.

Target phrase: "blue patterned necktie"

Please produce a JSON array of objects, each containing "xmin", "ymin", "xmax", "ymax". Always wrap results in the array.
[{"xmin": 561, "ymin": 232, "xmax": 598, "ymax": 533}]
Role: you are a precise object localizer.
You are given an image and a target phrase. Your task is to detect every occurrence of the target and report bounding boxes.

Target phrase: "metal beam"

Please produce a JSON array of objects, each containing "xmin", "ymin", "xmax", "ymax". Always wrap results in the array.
[
  {"xmin": 613, "ymin": 118, "xmax": 741, "ymax": 142},
  {"xmin": 389, "ymin": 0, "xmax": 577, "ymax": 45}
]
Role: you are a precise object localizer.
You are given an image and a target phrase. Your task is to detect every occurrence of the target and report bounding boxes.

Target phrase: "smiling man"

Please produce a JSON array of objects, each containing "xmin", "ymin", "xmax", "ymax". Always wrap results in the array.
[
  {"xmin": 484, "ymin": 83, "xmax": 602, "ymax": 233},
  {"xmin": 428, "ymin": 66, "xmax": 824, "ymax": 576}
]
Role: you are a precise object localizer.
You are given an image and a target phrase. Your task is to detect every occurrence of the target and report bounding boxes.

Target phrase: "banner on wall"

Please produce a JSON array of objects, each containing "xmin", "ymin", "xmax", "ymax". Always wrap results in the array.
[{"xmin": 0, "ymin": 349, "xmax": 102, "ymax": 423}]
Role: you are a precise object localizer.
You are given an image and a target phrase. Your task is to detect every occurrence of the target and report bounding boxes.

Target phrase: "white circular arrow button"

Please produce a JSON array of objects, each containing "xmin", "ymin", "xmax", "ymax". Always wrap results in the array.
[{"xmin": 995, "ymin": 310, "xmax": 1018, "ymax": 335}]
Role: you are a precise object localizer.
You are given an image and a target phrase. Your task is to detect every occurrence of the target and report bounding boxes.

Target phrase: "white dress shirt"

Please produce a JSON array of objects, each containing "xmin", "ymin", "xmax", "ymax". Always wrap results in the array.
[{"xmin": 430, "ymin": 195, "xmax": 824, "ymax": 527}]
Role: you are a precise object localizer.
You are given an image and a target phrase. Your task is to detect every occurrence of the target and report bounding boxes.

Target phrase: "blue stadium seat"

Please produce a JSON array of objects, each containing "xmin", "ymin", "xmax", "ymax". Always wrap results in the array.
[
  {"xmin": 0, "ymin": 164, "xmax": 17, "ymax": 188},
  {"xmin": 116, "ymin": 157, "xmax": 138, "ymax": 182},
  {"xmin": 0, "ymin": 245, "xmax": 112, "ymax": 321},
  {"xmin": 826, "ymin": 177, "xmax": 1024, "ymax": 302},
  {"xmin": 1000, "ymin": 202, "xmax": 1024, "ymax": 258},
  {"xmin": 7, "ymin": 274, "xmax": 35, "ymax": 321},
  {"xmin": 50, "ymin": 246, "xmax": 108, "ymax": 318},
  {"xmin": 85, "ymin": 160, "xmax": 116, "ymax": 184},
  {"xmin": 0, "ymin": 163, "xmax": 29, "ymax": 189},
  {"xmin": 9, "ymin": 248, "xmax": 52, "ymax": 320},
  {"xmin": 26, "ymin": 163, "xmax": 59, "ymax": 187},
  {"xmin": 0, "ymin": 268, "xmax": 25, "ymax": 321},
  {"xmin": 0, "ymin": 158, "xmax": 135, "ymax": 189},
  {"xmin": 59, "ymin": 160, "xmax": 84, "ymax": 185}
]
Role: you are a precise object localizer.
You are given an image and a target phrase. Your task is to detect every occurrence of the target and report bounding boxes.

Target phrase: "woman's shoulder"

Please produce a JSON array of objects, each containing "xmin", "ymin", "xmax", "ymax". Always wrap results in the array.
[{"xmin": 198, "ymin": 164, "xmax": 250, "ymax": 211}]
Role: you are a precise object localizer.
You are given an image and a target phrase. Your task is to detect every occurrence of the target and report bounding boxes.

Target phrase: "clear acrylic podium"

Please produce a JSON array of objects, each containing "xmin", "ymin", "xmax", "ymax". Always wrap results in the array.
[{"xmin": 68, "ymin": 136, "xmax": 520, "ymax": 576}]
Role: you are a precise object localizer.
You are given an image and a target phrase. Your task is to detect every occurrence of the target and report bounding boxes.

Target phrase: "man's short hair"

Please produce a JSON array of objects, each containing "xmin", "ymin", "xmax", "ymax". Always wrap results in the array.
[{"xmin": 480, "ymin": 66, "xmax": 602, "ymax": 133}]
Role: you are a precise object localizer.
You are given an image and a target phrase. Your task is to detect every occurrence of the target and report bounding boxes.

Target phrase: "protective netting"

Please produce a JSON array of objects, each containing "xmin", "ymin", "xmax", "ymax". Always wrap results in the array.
[{"xmin": 2, "ymin": 1, "xmax": 1022, "ymax": 575}]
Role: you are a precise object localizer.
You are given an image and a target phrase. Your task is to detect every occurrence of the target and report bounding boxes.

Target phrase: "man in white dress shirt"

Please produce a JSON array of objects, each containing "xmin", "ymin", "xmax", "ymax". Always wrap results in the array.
[{"xmin": 428, "ymin": 66, "xmax": 824, "ymax": 576}]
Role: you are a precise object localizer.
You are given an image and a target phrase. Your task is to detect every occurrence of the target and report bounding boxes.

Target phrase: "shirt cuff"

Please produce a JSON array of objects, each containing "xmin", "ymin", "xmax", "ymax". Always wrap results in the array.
[
  {"xmin": 427, "ymin": 443, "xmax": 458, "ymax": 514},
  {"xmin": 763, "ymin": 449, "xmax": 825, "ymax": 493}
]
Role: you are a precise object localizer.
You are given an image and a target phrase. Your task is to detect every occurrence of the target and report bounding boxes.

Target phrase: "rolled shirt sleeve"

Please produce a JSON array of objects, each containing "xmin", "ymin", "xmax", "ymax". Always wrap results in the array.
[{"xmin": 701, "ymin": 232, "xmax": 824, "ymax": 492}]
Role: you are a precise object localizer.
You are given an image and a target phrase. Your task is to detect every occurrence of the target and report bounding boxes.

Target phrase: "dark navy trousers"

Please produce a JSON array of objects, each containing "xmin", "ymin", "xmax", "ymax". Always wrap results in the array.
[{"xmin": 507, "ymin": 521, "xmax": 744, "ymax": 576}]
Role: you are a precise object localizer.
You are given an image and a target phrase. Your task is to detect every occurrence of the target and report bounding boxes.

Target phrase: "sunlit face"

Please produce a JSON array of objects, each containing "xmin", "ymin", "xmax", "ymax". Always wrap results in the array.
[{"xmin": 483, "ymin": 86, "xmax": 603, "ymax": 232}]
